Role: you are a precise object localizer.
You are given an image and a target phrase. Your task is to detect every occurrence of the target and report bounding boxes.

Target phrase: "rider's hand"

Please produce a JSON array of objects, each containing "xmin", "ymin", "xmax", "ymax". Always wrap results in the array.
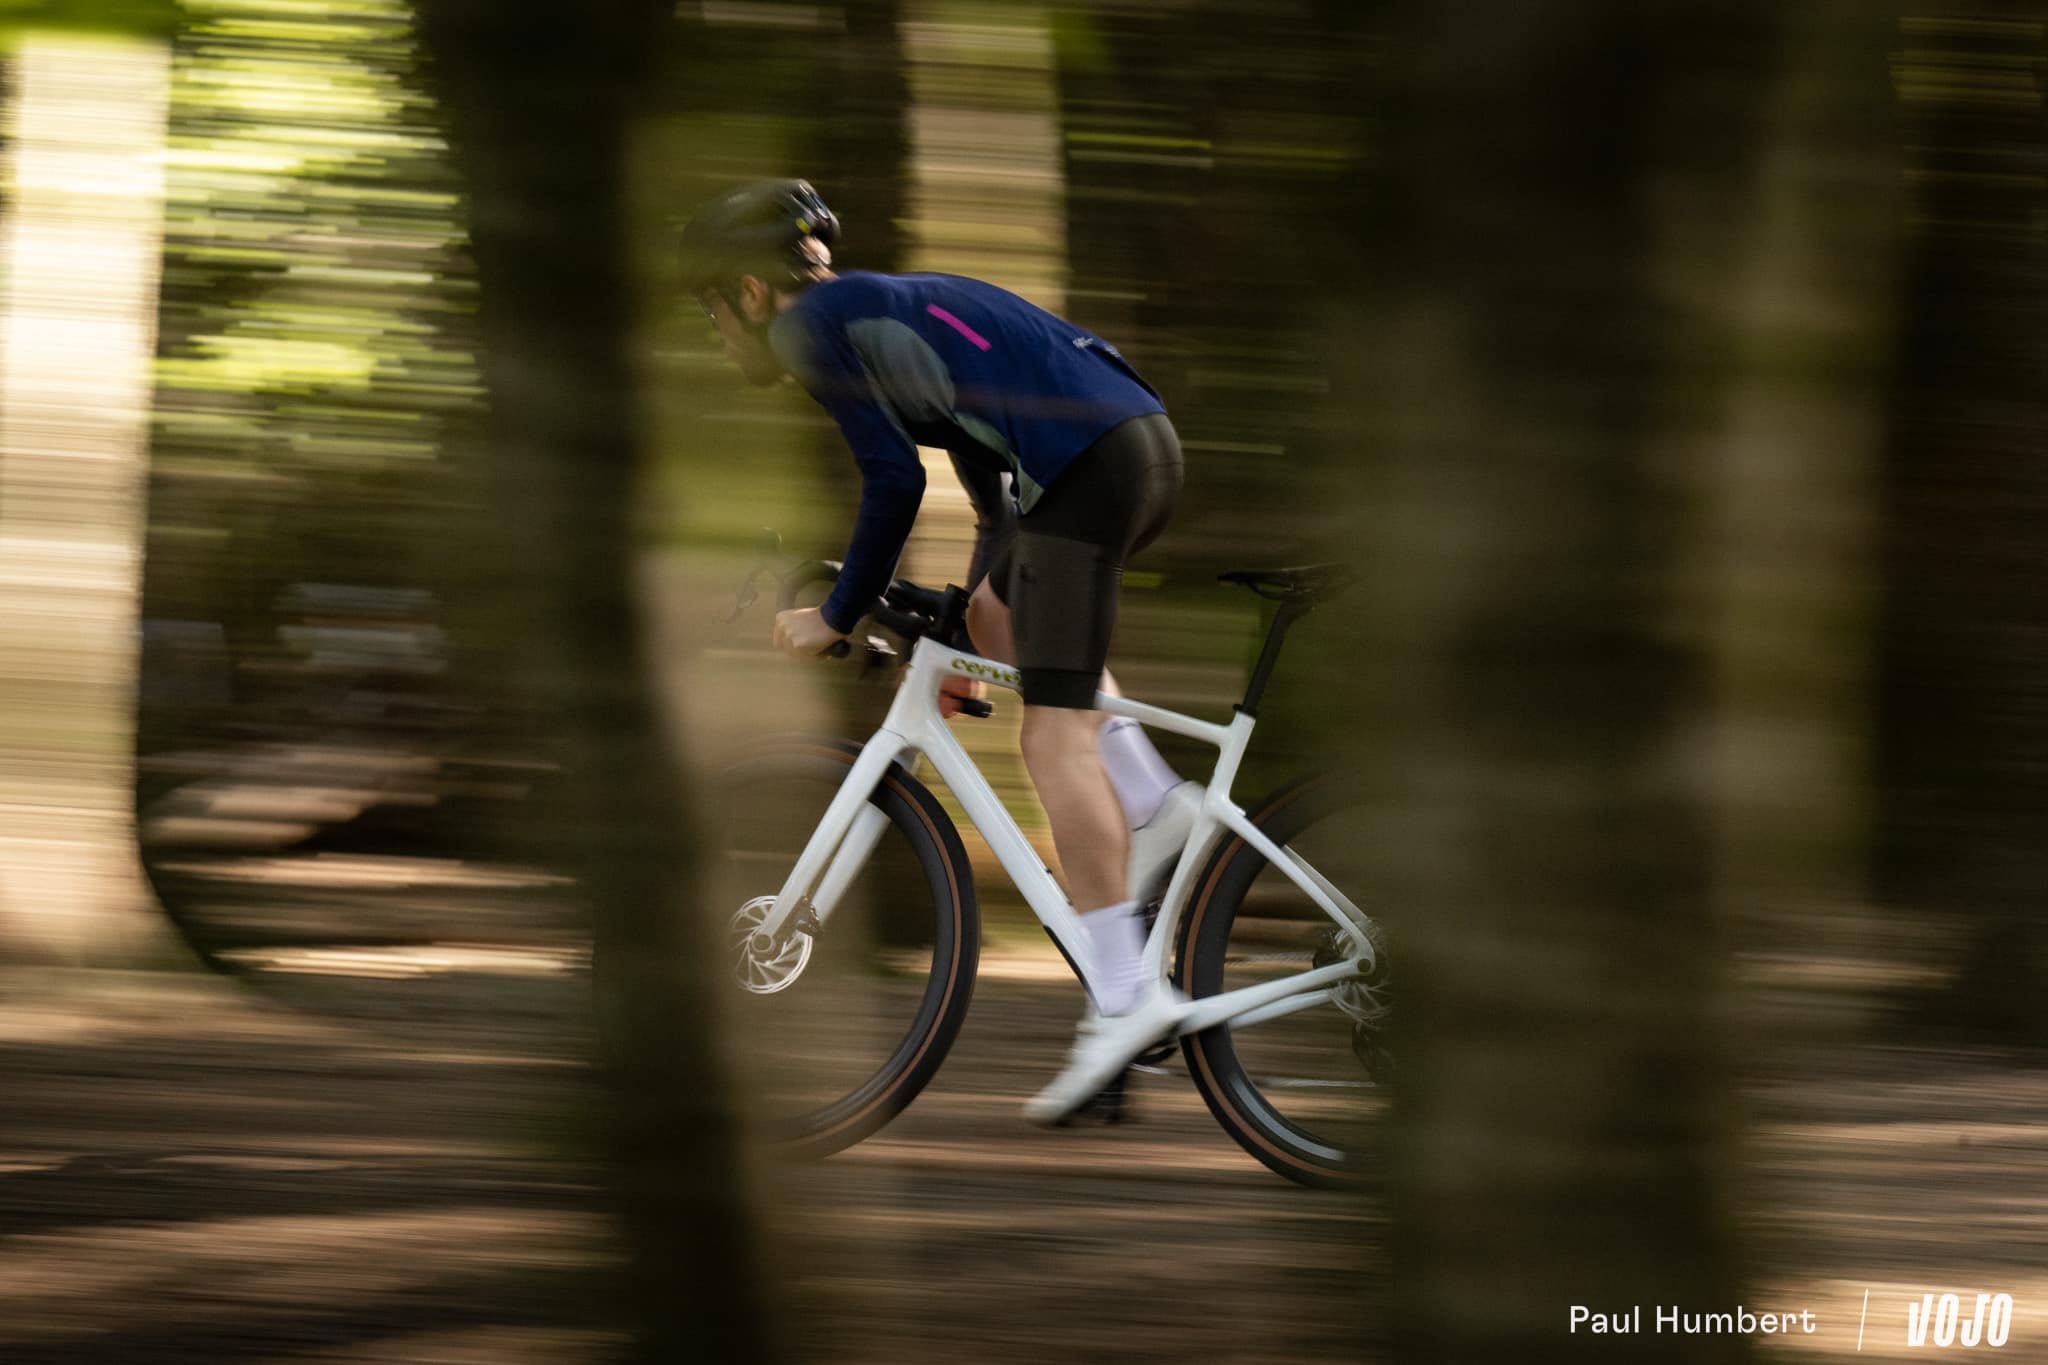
[
  {"xmin": 774, "ymin": 606, "xmax": 848, "ymax": 658},
  {"xmin": 939, "ymin": 674, "xmax": 985, "ymax": 718}
]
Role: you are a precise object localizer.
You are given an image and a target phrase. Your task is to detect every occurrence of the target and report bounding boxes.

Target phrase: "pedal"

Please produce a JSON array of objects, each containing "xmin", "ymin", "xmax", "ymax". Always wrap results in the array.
[
  {"xmin": 1136, "ymin": 887, "xmax": 1164, "ymax": 939},
  {"xmin": 1056, "ymin": 1069, "xmax": 1135, "ymax": 1126},
  {"xmin": 1132, "ymin": 1038, "xmax": 1175, "ymax": 1069},
  {"xmin": 1081, "ymin": 1070, "xmax": 1131, "ymax": 1124}
]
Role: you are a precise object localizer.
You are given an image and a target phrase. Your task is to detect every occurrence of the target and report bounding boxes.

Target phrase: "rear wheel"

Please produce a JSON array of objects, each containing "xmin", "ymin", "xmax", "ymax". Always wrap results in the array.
[
  {"xmin": 707, "ymin": 740, "xmax": 978, "ymax": 1156},
  {"xmin": 1175, "ymin": 775, "xmax": 1388, "ymax": 1188}
]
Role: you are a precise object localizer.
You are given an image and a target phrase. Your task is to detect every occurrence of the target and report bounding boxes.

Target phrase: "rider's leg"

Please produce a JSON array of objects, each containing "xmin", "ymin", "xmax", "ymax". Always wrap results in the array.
[
  {"xmin": 963, "ymin": 580, "xmax": 1016, "ymax": 665},
  {"xmin": 1002, "ymin": 413, "xmax": 1184, "ymax": 1120},
  {"xmin": 968, "ymin": 582, "xmax": 1146, "ymax": 1013},
  {"xmin": 965, "ymin": 421, "xmax": 1185, "ymax": 1022},
  {"xmin": 1097, "ymin": 715, "xmax": 1183, "ymax": 827},
  {"xmin": 968, "ymin": 581, "xmax": 1180, "ymax": 828},
  {"xmin": 1021, "ymin": 702, "xmax": 1152, "ymax": 1018},
  {"xmin": 1018, "ymin": 702, "xmax": 1130, "ymax": 914},
  {"xmin": 948, "ymin": 454, "xmax": 1015, "ymax": 596},
  {"xmin": 968, "ymin": 580, "xmax": 1118, "ymax": 692}
]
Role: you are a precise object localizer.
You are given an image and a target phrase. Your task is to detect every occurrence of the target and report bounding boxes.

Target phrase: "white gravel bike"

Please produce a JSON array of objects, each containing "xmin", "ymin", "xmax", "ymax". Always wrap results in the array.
[{"xmin": 712, "ymin": 541, "xmax": 1389, "ymax": 1187}]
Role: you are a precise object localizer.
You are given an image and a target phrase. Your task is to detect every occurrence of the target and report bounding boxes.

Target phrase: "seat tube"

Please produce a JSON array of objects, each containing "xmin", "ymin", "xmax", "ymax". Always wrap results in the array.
[{"xmin": 1144, "ymin": 708, "xmax": 1256, "ymax": 978}]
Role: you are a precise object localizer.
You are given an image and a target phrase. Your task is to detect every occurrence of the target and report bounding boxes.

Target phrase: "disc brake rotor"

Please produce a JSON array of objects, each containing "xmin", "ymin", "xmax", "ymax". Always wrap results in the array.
[
  {"xmin": 1316, "ymin": 920, "xmax": 1392, "ymax": 1082},
  {"xmin": 729, "ymin": 895, "xmax": 814, "ymax": 995},
  {"xmin": 1316, "ymin": 921, "xmax": 1391, "ymax": 1028}
]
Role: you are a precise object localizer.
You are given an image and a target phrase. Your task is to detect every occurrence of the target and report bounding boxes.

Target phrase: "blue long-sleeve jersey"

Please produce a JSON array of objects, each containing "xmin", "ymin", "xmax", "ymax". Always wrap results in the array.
[{"xmin": 767, "ymin": 271, "xmax": 1165, "ymax": 634}]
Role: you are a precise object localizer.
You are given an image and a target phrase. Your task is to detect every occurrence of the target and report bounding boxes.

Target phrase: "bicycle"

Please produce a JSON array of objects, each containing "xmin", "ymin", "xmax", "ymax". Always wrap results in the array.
[{"xmin": 708, "ymin": 537, "xmax": 1390, "ymax": 1188}]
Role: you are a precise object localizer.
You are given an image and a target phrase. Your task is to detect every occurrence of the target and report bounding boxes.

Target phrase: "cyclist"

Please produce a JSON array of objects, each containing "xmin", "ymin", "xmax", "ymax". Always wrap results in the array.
[{"xmin": 681, "ymin": 179, "xmax": 1200, "ymax": 1122}]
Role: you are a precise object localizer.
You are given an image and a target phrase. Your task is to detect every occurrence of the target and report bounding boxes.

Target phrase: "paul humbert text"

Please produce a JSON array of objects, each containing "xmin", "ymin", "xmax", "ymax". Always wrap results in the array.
[{"xmin": 1570, "ymin": 1305, "xmax": 1817, "ymax": 1337}]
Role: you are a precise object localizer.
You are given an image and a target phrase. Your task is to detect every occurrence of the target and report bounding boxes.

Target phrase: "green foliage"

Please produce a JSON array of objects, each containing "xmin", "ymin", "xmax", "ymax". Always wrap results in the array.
[
  {"xmin": 0, "ymin": 0, "xmax": 177, "ymax": 40},
  {"xmin": 146, "ymin": 0, "xmax": 479, "ymax": 627},
  {"xmin": 1047, "ymin": 8, "xmax": 1110, "ymax": 75}
]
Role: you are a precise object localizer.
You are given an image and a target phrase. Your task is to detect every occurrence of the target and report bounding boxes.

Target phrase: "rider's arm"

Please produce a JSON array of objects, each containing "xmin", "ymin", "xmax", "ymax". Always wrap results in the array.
[
  {"xmin": 823, "ymin": 423, "xmax": 926, "ymax": 635},
  {"xmin": 947, "ymin": 452, "xmax": 1015, "ymax": 594},
  {"xmin": 778, "ymin": 319, "xmax": 929, "ymax": 635}
]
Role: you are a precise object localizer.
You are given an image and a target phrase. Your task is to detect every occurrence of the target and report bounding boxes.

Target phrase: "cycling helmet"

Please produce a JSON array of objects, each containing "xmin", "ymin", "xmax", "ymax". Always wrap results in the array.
[{"xmin": 679, "ymin": 178, "xmax": 839, "ymax": 295}]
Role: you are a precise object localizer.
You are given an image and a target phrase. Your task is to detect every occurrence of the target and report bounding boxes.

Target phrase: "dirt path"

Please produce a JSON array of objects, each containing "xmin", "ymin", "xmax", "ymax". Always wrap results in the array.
[
  {"xmin": 0, "ymin": 957, "xmax": 1372, "ymax": 1365},
  {"xmin": 1, "ymin": 947, "xmax": 2041, "ymax": 1363}
]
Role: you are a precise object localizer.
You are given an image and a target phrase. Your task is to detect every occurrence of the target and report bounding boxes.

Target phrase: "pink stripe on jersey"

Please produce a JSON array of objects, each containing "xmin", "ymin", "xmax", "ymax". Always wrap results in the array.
[{"xmin": 926, "ymin": 303, "xmax": 992, "ymax": 351}]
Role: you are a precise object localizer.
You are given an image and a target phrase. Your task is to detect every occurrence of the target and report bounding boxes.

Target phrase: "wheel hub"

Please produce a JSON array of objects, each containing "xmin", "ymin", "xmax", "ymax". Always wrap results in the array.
[
  {"xmin": 1315, "ymin": 921, "xmax": 1391, "ymax": 1028},
  {"xmin": 1312, "ymin": 920, "xmax": 1392, "ymax": 1084},
  {"xmin": 729, "ymin": 896, "xmax": 813, "ymax": 994}
]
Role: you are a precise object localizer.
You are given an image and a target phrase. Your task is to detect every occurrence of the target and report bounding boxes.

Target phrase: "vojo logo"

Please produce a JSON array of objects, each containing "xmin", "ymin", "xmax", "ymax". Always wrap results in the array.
[
  {"xmin": 951, "ymin": 657, "xmax": 1020, "ymax": 687},
  {"xmin": 1907, "ymin": 1292, "xmax": 2014, "ymax": 1349}
]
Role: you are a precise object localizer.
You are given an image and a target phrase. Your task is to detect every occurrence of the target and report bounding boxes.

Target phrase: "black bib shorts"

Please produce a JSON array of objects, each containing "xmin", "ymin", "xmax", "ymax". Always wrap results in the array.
[{"xmin": 987, "ymin": 413, "xmax": 1183, "ymax": 709}]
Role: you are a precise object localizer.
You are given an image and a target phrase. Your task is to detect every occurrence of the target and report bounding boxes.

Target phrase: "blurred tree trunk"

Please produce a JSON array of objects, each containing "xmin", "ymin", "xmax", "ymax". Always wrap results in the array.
[
  {"xmin": 1875, "ymin": 4, "xmax": 2048, "ymax": 1047},
  {"xmin": 814, "ymin": 0, "xmax": 905, "ymax": 742},
  {"xmin": 1051, "ymin": 3, "xmax": 1374, "ymax": 787},
  {"xmin": 1331, "ymin": 2, "xmax": 1821, "ymax": 1358},
  {"xmin": 802, "ymin": 0, "xmax": 905, "ymax": 568},
  {"xmin": 0, "ymin": 31, "xmax": 188, "ymax": 968},
  {"xmin": 413, "ymin": 5, "xmax": 777, "ymax": 1360},
  {"xmin": 819, "ymin": 0, "xmax": 908, "ymax": 273}
]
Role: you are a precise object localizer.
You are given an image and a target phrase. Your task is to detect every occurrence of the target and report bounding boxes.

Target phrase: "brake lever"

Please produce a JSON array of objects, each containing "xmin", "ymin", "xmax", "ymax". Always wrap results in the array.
[
  {"xmin": 858, "ymin": 634, "xmax": 899, "ymax": 676},
  {"xmin": 733, "ymin": 533, "xmax": 915, "ymax": 672},
  {"xmin": 729, "ymin": 529, "xmax": 800, "ymax": 625},
  {"xmin": 725, "ymin": 567, "xmax": 764, "ymax": 624}
]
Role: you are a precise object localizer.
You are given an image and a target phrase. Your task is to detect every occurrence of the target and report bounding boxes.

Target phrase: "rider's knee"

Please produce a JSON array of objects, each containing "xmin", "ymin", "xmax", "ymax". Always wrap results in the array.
[
  {"xmin": 1019, "ymin": 703, "xmax": 1098, "ymax": 771},
  {"xmin": 965, "ymin": 581, "xmax": 1005, "ymax": 654}
]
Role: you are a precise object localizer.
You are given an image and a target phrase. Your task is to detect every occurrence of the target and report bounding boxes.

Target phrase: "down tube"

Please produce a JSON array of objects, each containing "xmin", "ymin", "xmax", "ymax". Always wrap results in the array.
[{"xmin": 914, "ymin": 716, "xmax": 1100, "ymax": 982}]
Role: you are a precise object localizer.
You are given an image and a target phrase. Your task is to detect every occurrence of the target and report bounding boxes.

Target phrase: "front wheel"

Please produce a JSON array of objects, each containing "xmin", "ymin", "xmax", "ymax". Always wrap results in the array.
[
  {"xmin": 706, "ymin": 740, "xmax": 978, "ymax": 1157},
  {"xmin": 1174, "ymin": 775, "xmax": 1388, "ymax": 1188}
]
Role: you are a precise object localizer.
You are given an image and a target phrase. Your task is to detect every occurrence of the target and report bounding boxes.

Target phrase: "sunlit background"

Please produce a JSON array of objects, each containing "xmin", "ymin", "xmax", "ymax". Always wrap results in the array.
[{"xmin": 0, "ymin": 1, "xmax": 2041, "ymax": 1361}]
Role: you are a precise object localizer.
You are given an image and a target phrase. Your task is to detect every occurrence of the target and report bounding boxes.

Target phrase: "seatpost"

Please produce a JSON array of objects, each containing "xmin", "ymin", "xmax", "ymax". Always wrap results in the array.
[{"xmin": 1236, "ymin": 597, "xmax": 1310, "ymax": 718}]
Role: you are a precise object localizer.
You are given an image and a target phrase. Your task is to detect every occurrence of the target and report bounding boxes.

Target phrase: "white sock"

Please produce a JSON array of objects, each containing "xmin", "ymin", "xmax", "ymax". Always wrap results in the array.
[
  {"xmin": 1098, "ymin": 716, "xmax": 1181, "ymax": 829},
  {"xmin": 1081, "ymin": 899, "xmax": 1148, "ymax": 1016}
]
